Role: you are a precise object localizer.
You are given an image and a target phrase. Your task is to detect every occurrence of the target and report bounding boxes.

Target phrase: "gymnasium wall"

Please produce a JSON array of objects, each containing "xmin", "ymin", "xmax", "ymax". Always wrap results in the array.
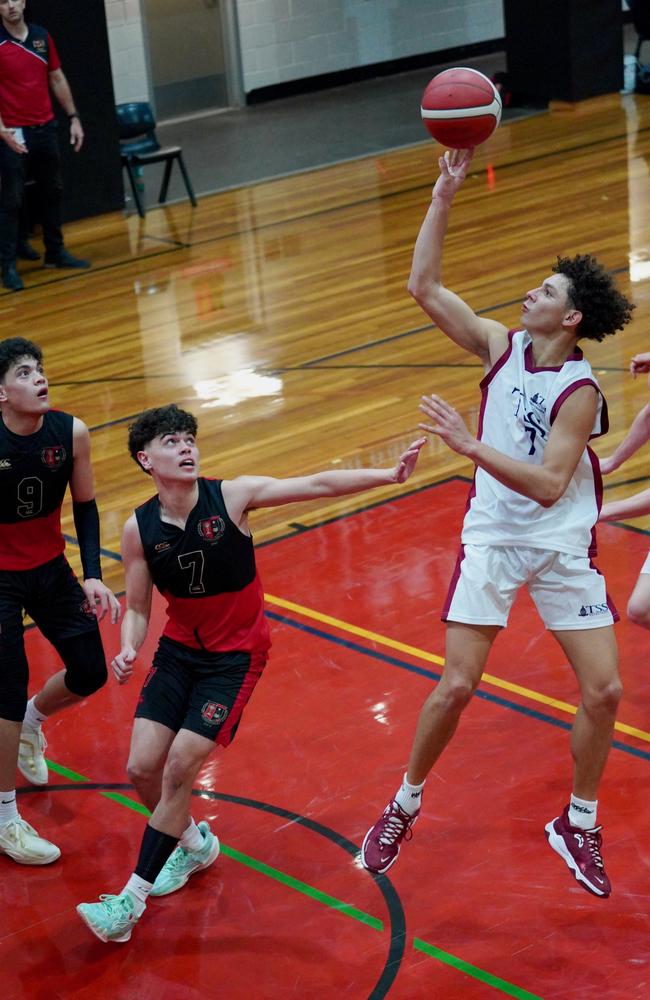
[{"xmin": 236, "ymin": 0, "xmax": 504, "ymax": 95}]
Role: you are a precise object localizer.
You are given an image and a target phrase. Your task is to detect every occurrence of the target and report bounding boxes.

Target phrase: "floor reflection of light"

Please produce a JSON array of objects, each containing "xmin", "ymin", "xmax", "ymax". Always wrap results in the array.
[
  {"xmin": 194, "ymin": 369, "xmax": 283, "ymax": 408},
  {"xmin": 629, "ymin": 257, "xmax": 650, "ymax": 283},
  {"xmin": 371, "ymin": 700, "xmax": 389, "ymax": 726}
]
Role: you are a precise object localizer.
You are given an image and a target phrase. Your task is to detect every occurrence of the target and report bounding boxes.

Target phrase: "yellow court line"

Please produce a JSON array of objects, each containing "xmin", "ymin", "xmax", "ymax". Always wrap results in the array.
[{"xmin": 265, "ymin": 593, "xmax": 650, "ymax": 745}]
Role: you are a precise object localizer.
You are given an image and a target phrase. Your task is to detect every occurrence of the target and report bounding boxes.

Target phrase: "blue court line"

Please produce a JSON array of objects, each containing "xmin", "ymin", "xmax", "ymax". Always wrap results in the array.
[{"xmin": 264, "ymin": 610, "xmax": 650, "ymax": 764}]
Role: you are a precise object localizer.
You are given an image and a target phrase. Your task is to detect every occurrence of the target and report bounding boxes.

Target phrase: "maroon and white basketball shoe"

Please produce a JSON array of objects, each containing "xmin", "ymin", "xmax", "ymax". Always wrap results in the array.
[
  {"xmin": 361, "ymin": 799, "xmax": 419, "ymax": 875},
  {"xmin": 545, "ymin": 805, "xmax": 611, "ymax": 897}
]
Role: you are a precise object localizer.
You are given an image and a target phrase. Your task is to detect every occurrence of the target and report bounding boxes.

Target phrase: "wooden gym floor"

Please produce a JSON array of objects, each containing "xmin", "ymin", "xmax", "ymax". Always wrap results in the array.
[{"xmin": 3, "ymin": 89, "xmax": 650, "ymax": 999}]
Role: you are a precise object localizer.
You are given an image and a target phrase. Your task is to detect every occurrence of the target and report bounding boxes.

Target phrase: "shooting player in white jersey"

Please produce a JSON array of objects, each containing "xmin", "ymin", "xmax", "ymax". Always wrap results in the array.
[{"xmin": 362, "ymin": 148, "xmax": 635, "ymax": 898}]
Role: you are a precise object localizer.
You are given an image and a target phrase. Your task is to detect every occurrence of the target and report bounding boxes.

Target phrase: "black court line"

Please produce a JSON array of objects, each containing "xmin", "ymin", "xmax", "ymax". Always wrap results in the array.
[{"xmin": 16, "ymin": 783, "xmax": 406, "ymax": 1000}]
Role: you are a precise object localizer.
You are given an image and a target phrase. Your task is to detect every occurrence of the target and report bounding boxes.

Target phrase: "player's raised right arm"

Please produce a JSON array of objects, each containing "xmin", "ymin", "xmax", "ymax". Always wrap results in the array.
[{"xmin": 407, "ymin": 148, "xmax": 507, "ymax": 367}]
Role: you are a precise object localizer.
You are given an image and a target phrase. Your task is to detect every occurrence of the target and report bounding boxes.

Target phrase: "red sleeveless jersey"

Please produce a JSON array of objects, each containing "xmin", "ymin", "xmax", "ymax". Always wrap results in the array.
[
  {"xmin": 135, "ymin": 478, "xmax": 271, "ymax": 654},
  {"xmin": 0, "ymin": 409, "xmax": 73, "ymax": 571}
]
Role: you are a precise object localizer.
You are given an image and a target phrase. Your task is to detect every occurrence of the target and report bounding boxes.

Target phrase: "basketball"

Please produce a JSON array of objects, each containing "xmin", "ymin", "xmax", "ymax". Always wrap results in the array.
[{"xmin": 420, "ymin": 67, "xmax": 502, "ymax": 148}]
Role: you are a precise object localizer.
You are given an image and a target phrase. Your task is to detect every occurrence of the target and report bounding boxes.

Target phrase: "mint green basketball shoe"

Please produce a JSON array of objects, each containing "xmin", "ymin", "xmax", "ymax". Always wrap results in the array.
[
  {"xmin": 77, "ymin": 891, "xmax": 142, "ymax": 943},
  {"xmin": 150, "ymin": 820, "xmax": 220, "ymax": 897}
]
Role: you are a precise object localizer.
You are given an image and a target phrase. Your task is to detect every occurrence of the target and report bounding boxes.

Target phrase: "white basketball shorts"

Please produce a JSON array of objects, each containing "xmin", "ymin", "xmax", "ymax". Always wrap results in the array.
[{"xmin": 442, "ymin": 544, "xmax": 618, "ymax": 631}]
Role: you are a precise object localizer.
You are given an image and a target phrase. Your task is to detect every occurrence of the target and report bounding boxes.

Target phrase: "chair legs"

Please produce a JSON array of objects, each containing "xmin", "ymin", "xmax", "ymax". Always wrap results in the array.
[
  {"xmin": 123, "ymin": 159, "xmax": 145, "ymax": 219},
  {"xmin": 158, "ymin": 153, "xmax": 197, "ymax": 209}
]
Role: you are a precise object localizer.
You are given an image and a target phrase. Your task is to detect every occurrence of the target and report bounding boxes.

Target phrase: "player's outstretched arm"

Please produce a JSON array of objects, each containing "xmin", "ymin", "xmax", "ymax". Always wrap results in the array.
[
  {"xmin": 419, "ymin": 386, "xmax": 597, "ymax": 507},
  {"xmin": 407, "ymin": 148, "xmax": 507, "ymax": 368},
  {"xmin": 599, "ymin": 400, "xmax": 650, "ymax": 475},
  {"xmin": 70, "ymin": 418, "xmax": 121, "ymax": 623},
  {"xmin": 111, "ymin": 516, "xmax": 153, "ymax": 685},
  {"xmin": 600, "ymin": 486, "xmax": 650, "ymax": 522},
  {"xmin": 222, "ymin": 438, "xmax": 426, "ymax": 523}
]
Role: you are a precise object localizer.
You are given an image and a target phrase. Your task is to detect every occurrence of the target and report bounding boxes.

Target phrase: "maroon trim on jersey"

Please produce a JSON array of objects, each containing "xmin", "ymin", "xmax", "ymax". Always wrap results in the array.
[
  {"xmin": 524, "ymin": 339, "xmax": 583, "ymax": 373},
  {"xmin": 585, "ymin": 445, "xmax": 603, "ymax": 559},
  {"xmin": 588, "ymin": 556, "xmax": 619, "ymax": 623},
  {"xmin": 549, "ymin": 379, "xmax": 608, "ymax": 440},
  {"xmin": 441, "ymin": 544, "xmax": 465, "ymax": 622},
  {"xmin": 215, "ymin": 650, "xmax": 267, "ymax": 747},
  {"xmin": 478, "ymin": 328, "xmax": 516, "ymax": 393},
  {"xmin": 0, "ymin": 507, "xmax": 64, "ymax": 570},
  {"xmin": 162, "ymin": 574, "xmax": 271, "ymax": 653}
]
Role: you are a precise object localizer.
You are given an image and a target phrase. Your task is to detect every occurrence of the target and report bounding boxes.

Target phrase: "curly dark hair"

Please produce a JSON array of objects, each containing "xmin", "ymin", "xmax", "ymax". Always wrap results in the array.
[
  {"xmin": 553, "ymin": 254, "xmax": 635, "ymax": 342},
  {"xmin": 128, "ymin": 403, "xmax": 198, "ymax": 474},
  {"xmin": 0, "ymin": 337, "xmax": 43, "ymax": 381}
]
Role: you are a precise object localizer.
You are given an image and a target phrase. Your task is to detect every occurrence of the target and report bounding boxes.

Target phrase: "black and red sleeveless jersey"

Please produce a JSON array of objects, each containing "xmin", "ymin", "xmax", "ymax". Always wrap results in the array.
[
  {"xmin": 0, "ymin": 409, "xmax": 73, "ymax": 571},
  {"xmin": 135, "ymin": 477, "xmax": 271, "ymax": 654}
]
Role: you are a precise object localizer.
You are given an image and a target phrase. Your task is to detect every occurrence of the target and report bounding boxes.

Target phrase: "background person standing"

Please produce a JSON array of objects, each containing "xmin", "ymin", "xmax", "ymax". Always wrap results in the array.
[{"xmin": 0, "ymin": 0, "xmax": 90, "ymax": 291}]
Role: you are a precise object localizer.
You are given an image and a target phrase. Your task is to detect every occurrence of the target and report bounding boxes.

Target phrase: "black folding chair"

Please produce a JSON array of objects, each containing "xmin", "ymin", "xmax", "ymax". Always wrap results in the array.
[{"xmin": 116, "ymin": 102, "xmax": 197, "ymax": 218}]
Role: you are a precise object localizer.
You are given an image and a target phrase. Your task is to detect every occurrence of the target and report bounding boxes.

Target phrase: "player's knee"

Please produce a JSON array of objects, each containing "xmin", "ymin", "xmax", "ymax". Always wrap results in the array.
[
  {"xmin": 627, "ymin": 596, "xmax": 650, "ymax": 629},
  {"xmin": 583, "ymin": 677, "xmax": 622, "ymax": 716},
  {"xmin": 59, "ymin": 631, "xmax": 108, "ymax": 698},
  {"xmin": 435, "ymin": 672, "xmax": 477, "ymax": 712},
  {"xmin": 162, "ymin": 751, "xmax": 195, "ymax": 792},
  {"xmin": 127, "ymin": 755, "xmax": 160, "ymax": 788}
]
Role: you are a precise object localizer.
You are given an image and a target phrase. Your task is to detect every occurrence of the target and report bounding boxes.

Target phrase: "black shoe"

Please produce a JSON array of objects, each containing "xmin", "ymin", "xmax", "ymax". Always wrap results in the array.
[
  {"xmin": 2, "ymin": 264, "xmax": 24, "ymax": 291},
  {"xmin": 16, "ymin": 240, "xmax": 40, "ymax": 261},
  {"xmin": 44, "ymin": 249, "xmax": 90, "ymax": 269}
]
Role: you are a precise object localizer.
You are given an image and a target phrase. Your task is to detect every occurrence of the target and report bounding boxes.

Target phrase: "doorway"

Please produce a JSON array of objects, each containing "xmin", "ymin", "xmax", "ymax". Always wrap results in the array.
[{"xmin": 142, "ymin": 0, "xmax": 244, "ymax": 120}]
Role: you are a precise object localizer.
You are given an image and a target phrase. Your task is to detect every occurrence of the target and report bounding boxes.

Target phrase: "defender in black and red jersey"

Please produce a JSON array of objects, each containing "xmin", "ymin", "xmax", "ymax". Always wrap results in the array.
[
  {"xmin": 77, "ymin": 403, "xmax": 425, "ymax": 942},
  {"xmin": 0, "ymin": 337, "xmax": 120, "ymax": 867}
]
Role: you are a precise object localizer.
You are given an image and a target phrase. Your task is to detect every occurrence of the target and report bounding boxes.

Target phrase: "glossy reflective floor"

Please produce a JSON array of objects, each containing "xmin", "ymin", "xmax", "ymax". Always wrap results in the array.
[{"xmin": 3, "ymin": 89, "xmax": 650, "ymax": 999}]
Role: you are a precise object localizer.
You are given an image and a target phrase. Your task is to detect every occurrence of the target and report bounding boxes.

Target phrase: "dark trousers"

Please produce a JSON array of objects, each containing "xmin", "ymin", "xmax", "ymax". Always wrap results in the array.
[{"xmin": 0, "ymin": 119, "xmax": 64, "ymax": 264}]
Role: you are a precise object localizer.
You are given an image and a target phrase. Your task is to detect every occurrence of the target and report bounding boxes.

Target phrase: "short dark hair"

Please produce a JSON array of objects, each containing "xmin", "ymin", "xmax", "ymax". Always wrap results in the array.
[
  {"xmin": 553, "ymin": 254, "xmax": 635, "ymax": 342},
  {"xmin": 127, "ymin": 404, "xmax": 198, "ymax": 474},
  {"xmin": 0, "ymin": 337, "xmax": 43, "ymax": 381}
]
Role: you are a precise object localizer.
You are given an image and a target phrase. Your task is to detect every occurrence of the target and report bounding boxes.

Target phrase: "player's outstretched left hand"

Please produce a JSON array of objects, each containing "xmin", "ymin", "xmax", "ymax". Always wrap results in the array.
[
  {"xmin": 392, "ymin": 437, "xmax": 427, "ymax": 483},
  {"xmin": 419, "ymin": 394, "xmax": 475, "ymax": 456},
  {"xmin": 82, "ymin": 579, "xmax": 122, "ymax": 624}
]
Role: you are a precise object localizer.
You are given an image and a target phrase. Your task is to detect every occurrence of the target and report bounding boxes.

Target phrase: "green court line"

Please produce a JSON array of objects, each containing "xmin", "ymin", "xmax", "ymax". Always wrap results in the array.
[
  {"xmin": 43, "ymin": 758, "xmax": 539, "ymax": 999},
  {"xmin": 413, "ymin": 939, "xmax": 544, "ymax": 1000},
  {"xmin": 222, "ymin": 842, "xmax": 382, "ymax": 930}
]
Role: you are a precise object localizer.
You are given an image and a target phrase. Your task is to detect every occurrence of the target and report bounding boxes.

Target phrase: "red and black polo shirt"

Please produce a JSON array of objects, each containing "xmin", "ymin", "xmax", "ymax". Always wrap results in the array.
[{"xmin": 0, "ymin": 22, "xmax": 61, "ymax": 127}]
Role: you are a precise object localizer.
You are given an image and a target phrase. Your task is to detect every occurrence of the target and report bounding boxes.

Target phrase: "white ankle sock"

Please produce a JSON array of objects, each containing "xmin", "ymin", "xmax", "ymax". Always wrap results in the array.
[
  {"xmin": 569, "ymin": 794, "xmax": 598, "ymax": 830},
  {"xmin": 123, "ymin": 873, "xmax": 152, "ymax": 912},
  {"xmin": 23, "ymin": 697, "xmax": 48, "ymax": 732},
  {"xmin": 394, "ymin": 773, "xmax": 425, "ymax": 816},
  {"xmin": 0, "ymin": 790, "xmax": 19, "ymax": 824},
  {"xmin": 180, "ymin": 818, "xmax": 204, "ymax": 852}
]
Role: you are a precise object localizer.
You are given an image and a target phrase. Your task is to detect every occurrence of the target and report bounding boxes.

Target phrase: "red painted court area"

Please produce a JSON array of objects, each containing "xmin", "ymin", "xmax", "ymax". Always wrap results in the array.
[{"xmin": 4, "ymin": 480, "xmax": 650, "ymax": 1000}]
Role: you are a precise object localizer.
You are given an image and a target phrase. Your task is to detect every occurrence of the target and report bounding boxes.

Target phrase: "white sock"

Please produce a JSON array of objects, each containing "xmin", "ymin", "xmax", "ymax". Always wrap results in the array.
[
  {"xmin": 569, "ymin": 794, "xmax": 598, "ymax": 830},
  {"xmin": 180, "ymin": 818, "xmax": 204, "ymax": 852},
  {"xmin": 23, "ymin": 697, "xmax": 48, "ymax": 732},
  {"xmin": 123, "ymin": 873, "xmax": 152, "ymax": 913},
  {"xmin": 0, "ymin": 790, "xmax": 19, "ymax": 825},
  {"xmin": 394, "ymin": 773, "xmax": 425, "ymax": 816}
]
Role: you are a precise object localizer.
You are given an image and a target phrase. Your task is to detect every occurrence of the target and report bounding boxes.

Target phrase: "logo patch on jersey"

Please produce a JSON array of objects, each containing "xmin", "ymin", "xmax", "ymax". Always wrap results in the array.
[
  {"xmin": 41, "ymin": 445, "xmax": 66, "ymax": 469},
  {"xmin": 155, "ymin": 541, "xmax": 171, "ymax": 552},
  {"xmin": 0, "ymin": 458, "xmax": 11, "ymax": 470},
  {"xmin": 201, "ymin": 701, "xmax": 229, "ymax": 726},
  {"xmin": 33, "ymin": 38, "xmax": 46, "ymax": 52},
  {"xmin": 511, "ymin": 387, "xmax": 548, "ymax": 456},
  {"xmin": 198, "ymin": 515, "xmax": 225, "ymax": 542}
]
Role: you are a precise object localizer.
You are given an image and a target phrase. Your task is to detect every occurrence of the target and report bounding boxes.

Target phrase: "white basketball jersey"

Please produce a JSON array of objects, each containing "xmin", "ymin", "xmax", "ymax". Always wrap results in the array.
[{"xmin": 461, "ymin": 330, "xmax": 607, "ymax": 557}]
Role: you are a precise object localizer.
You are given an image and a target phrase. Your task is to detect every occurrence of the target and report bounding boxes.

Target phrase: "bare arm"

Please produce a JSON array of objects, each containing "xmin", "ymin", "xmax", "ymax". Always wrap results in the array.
[
  {"xmin": 49, "ymin": 68, "xmax": 83, "ymax": 151},
  {"xmin": 70, "ymin": 418, "xmax": 121, "ymax": 622},
  {"xmin": 111, "ymin": 515, "xmax": 153, "ymax": 685},
  {"xmin": 600, "ymin": 487, "xmax": 650, "ymax": 522},
  {"xmin": 419, "ymin": 386, "xmax": 598, "ymax": 508},
  {"xmin": 222, "ymin": 437, "xmax": 426, "ymax": 527},
  {"xmin": 599, "ymin": 401, "xmax": 650, "ymax": 475},
  {"xmin": 407, "ymin": 148, "xmax": 508, "ymax": 368}
]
